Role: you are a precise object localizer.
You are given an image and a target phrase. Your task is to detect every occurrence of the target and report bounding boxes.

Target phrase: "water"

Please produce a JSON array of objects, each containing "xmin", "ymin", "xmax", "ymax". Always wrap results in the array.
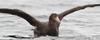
[{"xmin": 0, "ymin": 0, "xmax": 100, "ymax": 40}]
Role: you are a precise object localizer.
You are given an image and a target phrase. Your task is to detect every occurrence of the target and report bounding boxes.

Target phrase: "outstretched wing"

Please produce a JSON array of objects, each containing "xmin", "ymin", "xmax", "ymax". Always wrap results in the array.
[
  {"xmin": 58, "ymin": 4, "xmax": 100, "ymax": 20},
  {"xmin": 0, "ymin": 8, "xmax": 40, "ymax": 26}
]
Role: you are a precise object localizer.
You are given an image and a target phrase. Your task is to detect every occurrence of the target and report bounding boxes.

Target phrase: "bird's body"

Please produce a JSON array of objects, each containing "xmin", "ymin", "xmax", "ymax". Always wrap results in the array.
[
  {"xmin": 0, "ymin": 4, "xmax": 100, "ymax": 38},
  {"xmin": 34, "ymin": 14, "xmax": 61, "ymax": 37}
]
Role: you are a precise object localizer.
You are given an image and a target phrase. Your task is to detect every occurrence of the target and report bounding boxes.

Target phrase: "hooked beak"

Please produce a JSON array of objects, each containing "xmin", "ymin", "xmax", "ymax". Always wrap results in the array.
[{"xmin": 55, "ymin": 16, "xmax": 60, "ymax": 22}]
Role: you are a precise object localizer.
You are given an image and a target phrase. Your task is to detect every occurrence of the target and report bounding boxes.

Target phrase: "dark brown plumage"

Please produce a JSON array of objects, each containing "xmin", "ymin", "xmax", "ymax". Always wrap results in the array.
[{"xmin": 0, "ymin": 4, "xmax": 100, "ymax": 38}]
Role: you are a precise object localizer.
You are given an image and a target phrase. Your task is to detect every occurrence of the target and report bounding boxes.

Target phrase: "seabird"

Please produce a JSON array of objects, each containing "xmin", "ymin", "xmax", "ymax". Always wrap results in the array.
[{"xmin": 0, "ymin": 4, "xmax": 100, "ymax": 37}]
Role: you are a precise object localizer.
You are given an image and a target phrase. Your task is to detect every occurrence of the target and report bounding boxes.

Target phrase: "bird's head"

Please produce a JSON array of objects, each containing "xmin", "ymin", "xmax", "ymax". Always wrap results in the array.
[{"xmin": 49, "ymin": 13, "xmax": 60, "ymax": 22}]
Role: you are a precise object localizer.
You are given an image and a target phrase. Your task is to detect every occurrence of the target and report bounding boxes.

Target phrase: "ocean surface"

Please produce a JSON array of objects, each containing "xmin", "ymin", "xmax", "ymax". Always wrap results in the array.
[{"xmin": 0, "ymin": 0, "xmax": 100, "ymax": 40}]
